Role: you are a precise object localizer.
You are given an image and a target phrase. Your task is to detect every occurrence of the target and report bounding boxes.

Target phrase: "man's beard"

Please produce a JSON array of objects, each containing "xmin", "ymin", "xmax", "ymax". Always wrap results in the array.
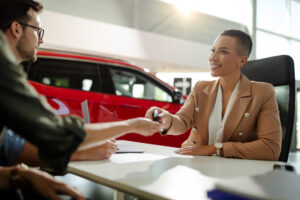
[{"xmin": 16, "ymin": 36, "xmax": 37, "ymax": 62}]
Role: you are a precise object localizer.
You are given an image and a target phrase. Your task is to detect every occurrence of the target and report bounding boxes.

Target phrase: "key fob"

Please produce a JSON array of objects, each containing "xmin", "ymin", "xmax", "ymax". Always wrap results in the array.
[{"xmin": 152, "ymin": 109, "xmax": 159, "ymax": 121}]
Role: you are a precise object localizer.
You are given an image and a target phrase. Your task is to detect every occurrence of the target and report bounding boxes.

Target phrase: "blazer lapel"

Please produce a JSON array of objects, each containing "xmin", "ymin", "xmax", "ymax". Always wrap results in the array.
[
  {"xmin": 198, "ymin": 79, "xmax": 219, "ymax": 144},
  {"xmin": 222, "ymin": 74, "xmax": 252, "ymax": 142}
]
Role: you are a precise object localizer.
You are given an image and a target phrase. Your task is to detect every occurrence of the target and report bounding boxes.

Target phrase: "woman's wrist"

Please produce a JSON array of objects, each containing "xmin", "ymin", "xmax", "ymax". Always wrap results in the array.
[
  {"xmin": 160, "ymin": 115, "xmax": 173, "ymax": 135},
  {"xmin": 166, "ymin": 114, "xmax": 173, "ymax": 130},
  {"xmin": 209, "ymin": 145, "xmax": 216, "ymax": 155}
]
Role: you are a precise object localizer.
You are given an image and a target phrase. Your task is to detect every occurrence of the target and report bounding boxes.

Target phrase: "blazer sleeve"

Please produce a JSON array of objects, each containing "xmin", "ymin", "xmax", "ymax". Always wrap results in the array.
[
  {"xmin": 223, "ymin": 84, "xmax": 282, "ymax": 160},
  {"xmin": 167, "ymin": 82, "xmax": 202, "ymax": 134}
]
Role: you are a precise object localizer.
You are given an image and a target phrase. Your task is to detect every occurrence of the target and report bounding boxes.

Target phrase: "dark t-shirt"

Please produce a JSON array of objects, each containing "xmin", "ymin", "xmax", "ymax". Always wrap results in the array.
[{"xmin": 0, "ymin": 129, "xmax": 25, "ymax": 166}]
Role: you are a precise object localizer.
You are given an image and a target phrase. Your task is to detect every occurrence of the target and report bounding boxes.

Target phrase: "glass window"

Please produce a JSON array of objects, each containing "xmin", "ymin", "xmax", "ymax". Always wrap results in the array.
[
  {"xmin": 256, "ymin": 31, "xmax": 290, "ymax": 59},
  {"xmin": 257, "ymin": 0, "xmax": 288, "ymax": 35},
  {"xmin": 161, "ymin": 0, "xmax": 251, "ymax": 25},
  {"xmin": 290, "ymin": 40, "xmax": 300, "ymax": 79},
  {"xmin": 25, "ymin": 58, "xmax": 101, "ymax": 92},
  {"xmin": 110, "ymin": 68, "xmax": 173, "ymax": 102},
  {"xmin": 291, "ymin": 1, "xmax": 300, "ymax": 39},
  {"xmin": 157, "ymin": 72, "xmax": 216, "ymax": 89}
]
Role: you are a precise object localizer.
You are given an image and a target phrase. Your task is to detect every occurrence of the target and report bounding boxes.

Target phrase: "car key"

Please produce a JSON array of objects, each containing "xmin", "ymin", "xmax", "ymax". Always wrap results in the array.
[
  {"xmin": 152, "ymin": 109, "xmax": 168, "ymax": 135},
  {"xmin": 152, "ymin": 109, "xmax": 159, "ymax": 121}
]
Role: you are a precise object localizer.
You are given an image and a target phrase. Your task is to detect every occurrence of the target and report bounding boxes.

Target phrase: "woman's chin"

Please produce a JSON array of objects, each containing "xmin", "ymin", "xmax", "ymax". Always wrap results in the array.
[{"xmin": 210, "ymin": 72, "xmax": 219, "ymax": 77}]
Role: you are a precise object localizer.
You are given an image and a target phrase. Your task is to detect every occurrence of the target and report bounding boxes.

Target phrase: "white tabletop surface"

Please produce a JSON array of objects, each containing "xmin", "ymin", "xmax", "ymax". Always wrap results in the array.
[{"xmin": 68, "ymin": 140, "xmax": 282, "ymax": 200}]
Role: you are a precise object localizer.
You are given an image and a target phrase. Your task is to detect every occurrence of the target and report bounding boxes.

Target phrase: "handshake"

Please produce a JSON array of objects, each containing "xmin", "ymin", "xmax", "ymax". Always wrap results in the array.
[
  {"xmin": 145, "ymin": 107, "xmax": 173, "ymax": 136},
  {"xmin": 151, "ymin": 109, "xmax": 168, "ymax": 135}
]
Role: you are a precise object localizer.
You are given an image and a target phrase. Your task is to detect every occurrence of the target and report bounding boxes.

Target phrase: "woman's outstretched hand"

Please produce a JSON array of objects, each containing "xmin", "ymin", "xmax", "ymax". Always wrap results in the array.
[{"xmin": 175, "ymin": 145, "xmax": 215, "ymax": 156}]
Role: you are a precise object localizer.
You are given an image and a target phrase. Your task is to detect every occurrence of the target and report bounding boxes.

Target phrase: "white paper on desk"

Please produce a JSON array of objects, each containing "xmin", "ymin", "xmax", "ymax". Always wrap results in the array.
[
  {"xmin": 115, "ymin": 143, "xmax": 145, "ymax": 153},
  {"xmin": 111, "ymin": 153, "xmax": 167, "ymax": 164},
  {"xmin": 215, "ymin": 170, "xmax": 300, "ymax": 200}
]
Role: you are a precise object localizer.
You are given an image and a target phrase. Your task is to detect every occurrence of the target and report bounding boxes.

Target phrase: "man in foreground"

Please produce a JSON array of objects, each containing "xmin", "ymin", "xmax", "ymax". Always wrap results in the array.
[{"xmin": 0, "ymin": 0, "xmax": 162, "ymax": 199}]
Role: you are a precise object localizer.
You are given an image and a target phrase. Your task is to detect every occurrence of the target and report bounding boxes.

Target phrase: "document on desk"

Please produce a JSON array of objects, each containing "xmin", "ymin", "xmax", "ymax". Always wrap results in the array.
[
  {"xmin": 115, "ymin": 143, "xmax": 145, "ymax": 153},
  {"xmin": 111, "ymin": 153, "xmax": 167, "ymax": 164},
  {"xmin": 210, "ymin": 170, "xmax": 300, "ymax": 200}
]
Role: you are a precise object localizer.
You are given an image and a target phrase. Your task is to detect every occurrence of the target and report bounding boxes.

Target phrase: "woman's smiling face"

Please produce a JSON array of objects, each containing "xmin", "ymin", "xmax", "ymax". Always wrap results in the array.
[{"xmin": 209, "ymin": 35, "xmax": 246, "ymax": 77}]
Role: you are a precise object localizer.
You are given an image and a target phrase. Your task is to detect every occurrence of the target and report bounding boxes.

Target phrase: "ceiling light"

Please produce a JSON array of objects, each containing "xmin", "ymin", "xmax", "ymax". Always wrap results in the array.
[{"xmin": 177, "ymin": 6, "xmax": 192, "ymax": 17}]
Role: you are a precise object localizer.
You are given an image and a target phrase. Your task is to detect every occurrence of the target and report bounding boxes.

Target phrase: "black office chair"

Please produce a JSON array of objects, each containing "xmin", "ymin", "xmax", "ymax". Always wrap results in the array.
[{"xmin": 241, "ymin": 55, "xmax": 295, "ymax": 162}]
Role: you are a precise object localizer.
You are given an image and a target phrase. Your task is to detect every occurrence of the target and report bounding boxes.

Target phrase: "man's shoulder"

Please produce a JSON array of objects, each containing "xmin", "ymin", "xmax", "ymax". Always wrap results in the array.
[{"xmin": 0, "ymin": 31, "xmax": 17, "ymax": 64}]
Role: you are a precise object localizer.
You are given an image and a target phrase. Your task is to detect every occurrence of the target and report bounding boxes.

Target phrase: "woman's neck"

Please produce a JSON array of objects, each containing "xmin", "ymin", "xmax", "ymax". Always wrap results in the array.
[{"xmin": 219, "ymin": 71, "xmax": 241, "ymax": 94}]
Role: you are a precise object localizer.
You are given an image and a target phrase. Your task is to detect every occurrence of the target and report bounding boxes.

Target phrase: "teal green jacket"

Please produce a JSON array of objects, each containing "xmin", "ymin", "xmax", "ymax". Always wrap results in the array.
[{"xmin": 0, "ymin": 31, "xmax": 86, "ymax": 174}]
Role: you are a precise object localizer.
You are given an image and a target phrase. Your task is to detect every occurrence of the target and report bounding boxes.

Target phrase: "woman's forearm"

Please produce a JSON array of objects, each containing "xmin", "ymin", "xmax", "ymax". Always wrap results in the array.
[{"xmin": 167, "ymin": 115, "xmax": 190, "ymax": 135}]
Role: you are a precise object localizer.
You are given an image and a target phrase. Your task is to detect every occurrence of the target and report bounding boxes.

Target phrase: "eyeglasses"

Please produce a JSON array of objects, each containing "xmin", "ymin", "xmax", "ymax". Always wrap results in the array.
[{"xmin": 17, "ymin": 21, "xmax": 45, "ymax": 40}]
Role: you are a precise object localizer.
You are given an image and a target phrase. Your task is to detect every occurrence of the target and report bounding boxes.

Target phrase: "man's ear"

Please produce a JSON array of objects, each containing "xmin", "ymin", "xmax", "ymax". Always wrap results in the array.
[{"xmin": 9, "ymin": 21, "xmax": 23, "ymax": 39}]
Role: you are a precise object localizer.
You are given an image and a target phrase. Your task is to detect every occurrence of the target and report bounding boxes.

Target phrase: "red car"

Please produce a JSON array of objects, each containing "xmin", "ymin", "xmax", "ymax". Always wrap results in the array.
[{"xmin": 23, "ymin": 50, "xmax": 189, "ymax": 147}]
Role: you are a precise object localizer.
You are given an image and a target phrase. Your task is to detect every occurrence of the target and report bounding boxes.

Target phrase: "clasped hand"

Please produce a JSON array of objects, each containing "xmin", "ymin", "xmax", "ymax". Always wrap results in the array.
[{"xmin": 175, "ymin": 145, "xmax": 215, "ymax": 156}]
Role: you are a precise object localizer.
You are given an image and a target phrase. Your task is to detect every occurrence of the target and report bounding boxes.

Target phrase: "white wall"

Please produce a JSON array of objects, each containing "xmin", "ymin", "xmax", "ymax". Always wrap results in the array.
[
  {"xmin": 40, "ymin": 10, "xmax": 211, "ymax": 72},
  {"xmin": 157, "ymin": 72, "xmax": 216, "ymax": 89}
]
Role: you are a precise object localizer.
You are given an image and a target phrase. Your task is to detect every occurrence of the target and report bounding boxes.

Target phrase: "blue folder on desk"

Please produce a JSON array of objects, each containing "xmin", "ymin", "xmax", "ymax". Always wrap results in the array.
[{"xmin": 207, "ymin": 189, "xmax": 253, "ymax": 200}]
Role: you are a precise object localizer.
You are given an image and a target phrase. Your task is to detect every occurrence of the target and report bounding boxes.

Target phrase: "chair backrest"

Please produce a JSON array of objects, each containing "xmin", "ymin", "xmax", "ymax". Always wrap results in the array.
[{"xmin": 241, "ymin": 55, "xmax": 295, "ymax": 162}]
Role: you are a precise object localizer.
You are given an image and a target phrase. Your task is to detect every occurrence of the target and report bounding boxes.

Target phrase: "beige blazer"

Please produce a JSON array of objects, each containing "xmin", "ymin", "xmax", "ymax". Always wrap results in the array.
[{"xmin": 170, "ymin": 74, "xmax": 281, "ymax": 160}]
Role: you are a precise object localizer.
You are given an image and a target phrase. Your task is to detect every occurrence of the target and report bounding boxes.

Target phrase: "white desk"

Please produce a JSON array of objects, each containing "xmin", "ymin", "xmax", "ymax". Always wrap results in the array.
[{"xmin": 68, "ymin": 140, "xmax": 282, "ymax": 200}]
